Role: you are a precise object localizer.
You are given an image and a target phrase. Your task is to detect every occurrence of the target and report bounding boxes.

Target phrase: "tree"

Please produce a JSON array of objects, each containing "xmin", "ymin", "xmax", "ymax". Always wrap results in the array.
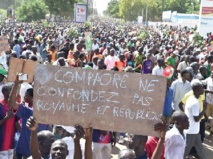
[
  {"xmin": 43, "ymin": 0, "xmax": 78, "ymax": 17},
  {"xmin": 104, "ymin": 0, "xmax": 120, "ymax": 18},
  {"xmin": 17, "ymin": 0, "xmax": 48, "ymax": 22},
  {"xmin": 119, "ymin": 0, "xmax": 158, "ymax": 21}
]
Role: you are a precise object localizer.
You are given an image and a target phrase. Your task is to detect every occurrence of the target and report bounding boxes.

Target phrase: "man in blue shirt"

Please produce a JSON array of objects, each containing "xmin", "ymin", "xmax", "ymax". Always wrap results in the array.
[
  {"xmin": 8, "ymin": 75, "xmax": 49, "ymax": 159},
  {"xmin": 13, "ymin": 39, "xmax": 21, "ymax": 58}
]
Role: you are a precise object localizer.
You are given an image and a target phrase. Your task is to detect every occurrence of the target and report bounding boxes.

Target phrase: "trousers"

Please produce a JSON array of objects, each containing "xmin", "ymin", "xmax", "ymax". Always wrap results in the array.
[{"xmin": 184, "ymin": 133, "xmax": 206, "ymax": 159}]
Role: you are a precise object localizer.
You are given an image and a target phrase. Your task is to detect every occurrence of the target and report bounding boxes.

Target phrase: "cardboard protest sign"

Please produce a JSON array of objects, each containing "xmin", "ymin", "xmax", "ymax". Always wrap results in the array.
[
  {"xmin": 7, "ymin": 58, "xmax": 37, "ymax": 83},
  {"xmin": 34, "ymin": 65, "xmax": 167, "ymax": 136},
  {"xmin": 7, "ymin": 58, "xmax": 25, "ymax": 81},
  {"xmin": 0, "ymin": 36, "xmax": 10, "ymax": 53}
]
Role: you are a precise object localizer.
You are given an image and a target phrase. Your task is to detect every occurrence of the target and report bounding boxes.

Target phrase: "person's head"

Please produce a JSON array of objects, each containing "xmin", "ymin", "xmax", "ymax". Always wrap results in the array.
[
  {"xmin": 191, "ymin": 79, "xmax": 204, "ymax": 98},
  {"xmin": 138, "ymin": 47, "xmax": 143, "ymax": 54},
  {"xmin": 11, "ymin": 51, "xmax": 17, "ymax": 58},
  {"xmin": 93, "ymin": 57, "xmax": 99, "ymax": 66},
  {"xmin": 24, "ymin": 88, "xmax": 33, "ymax": 104},
  {"xmin": 172, "ymin": 110, "xmax": 189, "ymax": 130},
  {"xmin": 199, "ymin": 65, "xmax": 207, "ymax": 77},
  {"xmin": 94, "ymin": 48, "xmax": 99, "ymax": 55},
  {"xmin": 50, "ymin": 140, "xmax": 69, "ymax": 159},
  {"xmin": 37, "ymin": 131, "xmax": 55, "ymax": 158},
  {"xmin": 157, "ymin": 59, "xmax": 164, "ymax": 68},
  {"xmin": 119, "ymin": 149, "xmax": 136, "ymax": 159},
  {"xmin": 207, "ymin": 55, "xmax": 213, "ymax": 63},
  {"xmin": 94, "ymin": 39, "xmax": 97, "ymax": 44},
  {"xmin": 190, "ymin": 62, "xmax": 199, "ymax": 75},
  {"xmin": 20, "ymin": 55, "xmax": 26, "ymax": 59},
  {"xmin": 181, "ymin": 69, "xmax": 190, "ymax": 82},
  {"xmin": 46, "ymin": 53, "xmax": 52, "ymax": 62},
  {"xmin": 128, "ymin": 135, "xmax": 148, "ymax": 151},
  {"xmin": 119, "ymin": 54, "xmax": 125, "ymax": 61},
  {"xmin": 146, "ymin": 53, "xmax": 151, "ymax": 60},
  {"xmin": 32, "ymin": 46, "xmax": 37, "ymax": 53},
  {"xmin": 29, "ymin": 55, "xmax": 38, "ymax": 62},
  {"xmin": 69, "ymin": 43, "xmax": 74, "ymax": 50},
  {"xmin": 110, "ymin": 49, "xmax": 115, "ymax": 56},
  {"xmin": 58, "ymin": 58, "xmax": 66, "ymax": 66},
  {"xmin": 73, "ymin": 51, "xmax": 80, "ymax": 60},
  {"xmin": 57, "ymin": 52, "xmax": 65, "ymax": 59},
  {"xmin": 50, "ymin": 45, "xmax": 56, "ymax": 52},
  {"xmin": 79, "ymin": 53, "xmax": 85, "ymax": 61},
  {"xmin": 2, "ymin": 84, "xmax": 12, "ymax": 99},
  {"xmin": 111, "ymin": 66, "xmax": 119, "ymax": 71},
  {"xmin": 184, "ymin": 55, "xmax": 189, "ymax": 63},
  {"xmin": 97, "ymin": 59, "xmax": 105, "ymax": 70}
]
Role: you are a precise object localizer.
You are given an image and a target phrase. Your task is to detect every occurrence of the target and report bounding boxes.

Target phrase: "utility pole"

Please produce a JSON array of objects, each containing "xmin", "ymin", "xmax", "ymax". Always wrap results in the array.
[{"xmin": 146, "ymin": 0, "xmax": 148, "ymax": 23}]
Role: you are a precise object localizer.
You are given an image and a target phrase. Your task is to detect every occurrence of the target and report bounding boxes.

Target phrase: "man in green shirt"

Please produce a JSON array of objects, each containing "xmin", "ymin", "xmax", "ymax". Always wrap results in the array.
[{"xmin": 166, "ymin": 50, "xmax": 179, "ymax": 68}]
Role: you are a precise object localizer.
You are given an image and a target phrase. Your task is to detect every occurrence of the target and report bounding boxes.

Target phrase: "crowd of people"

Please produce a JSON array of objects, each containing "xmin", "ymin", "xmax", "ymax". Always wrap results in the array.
[{"xmin": 0, "ymin": 19, "xmax": 213, "ymax": 159}]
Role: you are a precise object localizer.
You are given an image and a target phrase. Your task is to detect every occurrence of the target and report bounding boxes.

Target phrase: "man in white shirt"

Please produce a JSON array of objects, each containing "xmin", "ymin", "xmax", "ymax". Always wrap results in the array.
[
  {"xmin": 152, "ymin": 59, "xmax": 164, "ymax": 76},
  {"xmin": 104, "ymin": 49, "xmax": 118, "ymax": 70},
  {"xmin": 202, "ymin": 71, "xmax": 213, "ymax": 140},
  {"xmin": 184, "ymin": 80, "xmax": 207, "ymax": 159},
  {"xmin": 164, "ymin": 111, "xmax": 189, "ymax": 159},
  {"xmin": 177, "ymin": 55, "xmax": 189, "ymax": 77},
  {"xmin": 92, "ymin": 39, "xmax": 99, "ymax": 51},
  {"xmin": 171, "ymin": 69, "xmax": 192, "ymax": 110}
]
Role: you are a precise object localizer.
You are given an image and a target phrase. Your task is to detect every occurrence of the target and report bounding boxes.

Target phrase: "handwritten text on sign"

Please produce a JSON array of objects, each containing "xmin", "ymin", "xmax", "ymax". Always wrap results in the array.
[{"xmin": 33, "ymin": 64, "xmax": 167, "ymax": 136}]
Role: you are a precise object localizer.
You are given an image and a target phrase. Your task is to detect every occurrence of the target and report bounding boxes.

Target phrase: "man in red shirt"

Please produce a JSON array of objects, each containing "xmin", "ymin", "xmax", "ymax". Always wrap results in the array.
[{"xmin": 0, "ymin": 84, "xmax": 15, "ymax": 159}]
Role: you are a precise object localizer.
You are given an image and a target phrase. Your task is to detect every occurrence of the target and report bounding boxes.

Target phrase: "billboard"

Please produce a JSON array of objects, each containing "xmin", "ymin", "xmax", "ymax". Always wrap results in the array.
[
  {"xmin": 74, "ymin": 4, "xmax": 88, "ymax": 23},
  {"xmin": 198, "ymin": 0, "xmax": 213, "ymax": 37}
]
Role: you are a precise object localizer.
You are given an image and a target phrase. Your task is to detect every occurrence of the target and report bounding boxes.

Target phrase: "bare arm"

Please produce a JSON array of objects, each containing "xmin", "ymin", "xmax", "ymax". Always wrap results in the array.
[
  {"xmin": 179, "ymin": 101, "xmax": 184, "ymax": 112},
  {"xmin": 85, "ymin": 126, "xmax": 93, "ymax": 159},
  {"xmin": 194, "ymin": 101, "xmax": 207, "ymax": 122},
  {"xmin": 26, "ymin": 117, "xmax": 41, "ymax": 159},
  {"xmin": 152, "ymin": 122, "xmax": 167, "ymax": 159},
  {"xmin": 151, "ymin": 138, "xmax": 165, "ymax": 159},
  {"xmin": 8, "ymin": 75, "xmax": 21, "ymax": 110},
  {"xmin": 73, "ymin": 125, "xmax": 84, "ymax": 159},
  {"xmin": 0, "ymin": 110, "xmax": 14, "ymax": 125}
]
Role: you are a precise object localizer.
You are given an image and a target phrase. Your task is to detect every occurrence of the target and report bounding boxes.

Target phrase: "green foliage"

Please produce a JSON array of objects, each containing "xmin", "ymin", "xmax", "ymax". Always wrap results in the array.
[
  {"xmin": 17, "ymin": 0, "xmax": 48, "ymax": 22},
  {"xmin": 107, "ymin": 0, "xmax": 200, "ymax": 21},
  {"xmin": 104, "ymin": 0, "xmax": 120, "ymax": 18},
  {"xmin": 43, "ymin": 0, "xmax": 77, "ymax": 17},
  {"xmin": 119, "ymin": 0, "xmax": 158, "ymax": 21},
  {"xmin": 68, "ymin": 27, "xmax": 79, "ymax": 38},
  {"xmin": 0, "ymin": 9, "xmax": 7, "ymax": 18},
  {"xmin": 137, "ymin": 29, "xmax": 150, "ymax": 40},
  {"xmin": 84, "ymin": 21, "xmax": 91, "ymax": 29}
]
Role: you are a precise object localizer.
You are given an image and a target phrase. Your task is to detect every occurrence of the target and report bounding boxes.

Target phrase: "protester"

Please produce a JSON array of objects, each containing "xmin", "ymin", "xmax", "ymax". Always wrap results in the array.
[{"xmin": 0, "ymin": 18, "xmax": 213, "ymax": 159}]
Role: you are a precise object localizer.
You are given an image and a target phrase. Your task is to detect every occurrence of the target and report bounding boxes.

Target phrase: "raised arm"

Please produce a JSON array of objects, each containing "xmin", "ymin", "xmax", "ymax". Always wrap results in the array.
[
  {"xmin": 85, "ymin": 126, "xmax": 93, "ymax": 159},
  {"xmin": 73, "ymin": 125, "xmax": 84, "ymax": 159},
  {"xmin": 8, "ymin": 74, "xmax": 21, "ymax": 110},
  {"xmin": 26, "ymin": 116, "xmax": 41, "ymax": 159},
  {"xmin": 152, "ymin": 122, "xmax": 167, "ymax": 159}
]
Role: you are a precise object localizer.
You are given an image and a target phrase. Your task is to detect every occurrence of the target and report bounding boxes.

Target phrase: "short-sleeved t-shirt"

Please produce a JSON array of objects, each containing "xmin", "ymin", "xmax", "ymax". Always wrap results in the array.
[
  {"xmin": 16, "ymin": 104, "xmax": 49, "ymax": 157},
  {"xmin": 182, "ymin": 90, "xmax": 205, "ymax": 120},
  {"xmin": 166, "ymin": 57, "xmax": 176, "ymax": 68},
  {"xmin": 184, "ymin": 96, "xmax": 200, "ymax": 134},
  {"xmin": 92, "ymin": 129, "xmax": 111, "ymax": 144}
]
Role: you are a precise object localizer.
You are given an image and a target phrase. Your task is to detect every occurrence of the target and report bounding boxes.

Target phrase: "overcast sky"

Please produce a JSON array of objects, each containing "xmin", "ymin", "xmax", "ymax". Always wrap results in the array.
[{"xmin": 95, "ymin": 0, "xmax": 111, "ymax": 14}]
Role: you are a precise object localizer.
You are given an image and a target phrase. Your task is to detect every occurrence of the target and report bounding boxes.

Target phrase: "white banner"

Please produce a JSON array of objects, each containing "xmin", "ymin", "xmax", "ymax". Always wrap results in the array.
[
  {"xmin": 198, "ymin": 0, "xmax": 213, "ymax": 37},
  {"xmin": 74, "ymin": 4, "xmax": 87, "ymax": 23}
]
